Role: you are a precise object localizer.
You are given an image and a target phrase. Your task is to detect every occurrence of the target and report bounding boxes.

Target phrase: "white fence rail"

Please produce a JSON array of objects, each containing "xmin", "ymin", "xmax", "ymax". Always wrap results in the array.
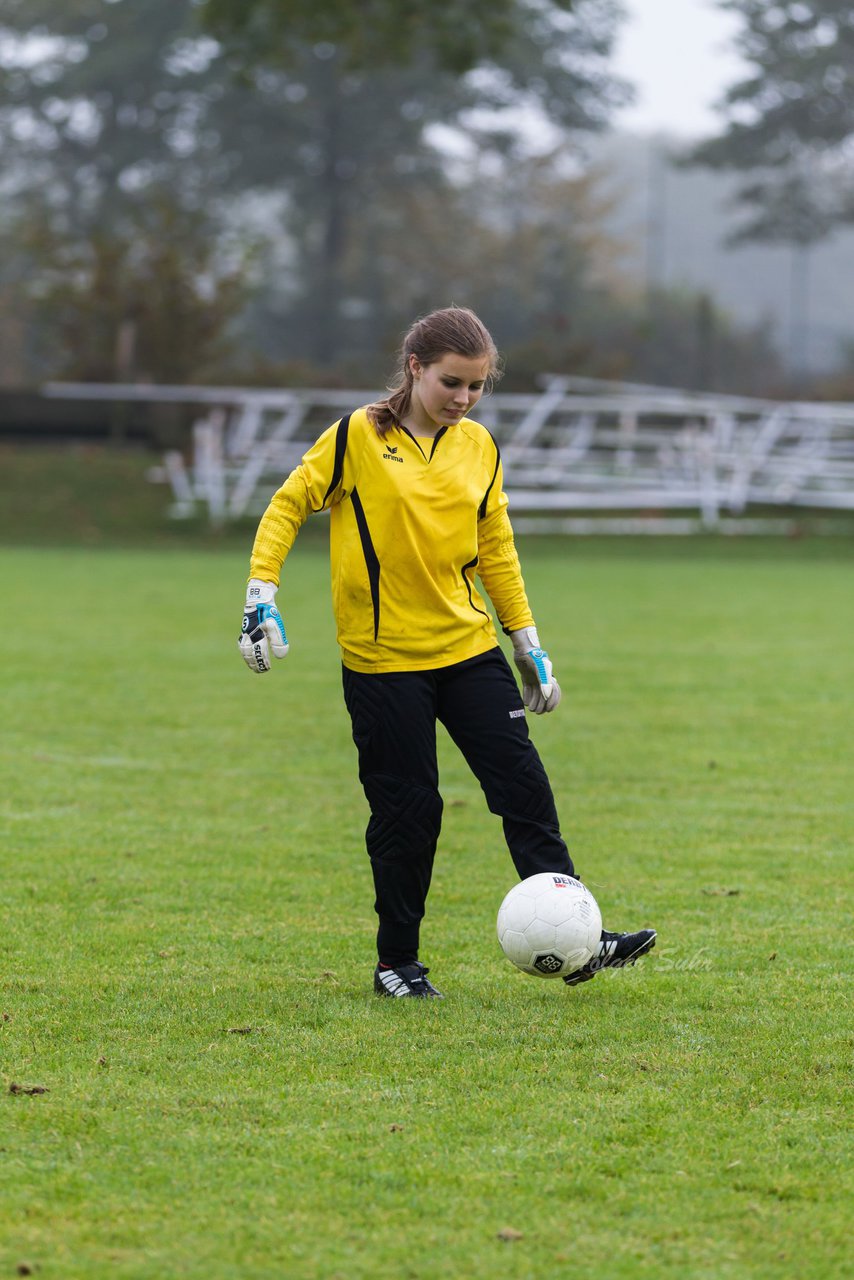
[{"xmin": 43, "ymin": 378, "xmax": 854, "ymax": 531}]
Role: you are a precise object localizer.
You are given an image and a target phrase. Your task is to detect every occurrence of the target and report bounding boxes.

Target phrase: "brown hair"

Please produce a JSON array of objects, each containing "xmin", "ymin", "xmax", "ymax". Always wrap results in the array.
[{"xmin": 367, "ymin": 306, "xmax": 501, "ymax": 437}]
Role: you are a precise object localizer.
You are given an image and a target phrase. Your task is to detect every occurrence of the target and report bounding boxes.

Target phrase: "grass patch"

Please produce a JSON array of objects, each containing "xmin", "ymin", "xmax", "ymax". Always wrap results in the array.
[
  {"xmin": 1, "ymin": 539, "xmax": 852, "ymax": 1278},
  {"xmin": 0, "ymin": 442, "xmax": 249, "ymax": 548}
]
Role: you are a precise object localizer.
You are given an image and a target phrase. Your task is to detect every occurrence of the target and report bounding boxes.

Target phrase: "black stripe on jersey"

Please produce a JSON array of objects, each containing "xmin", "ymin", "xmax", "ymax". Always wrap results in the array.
[
  {"xmin": 461, "ymin": 555, "xmax": 490, "ymax": 620},
  {"xmin": 428, "ymin": 427, "xmax": 448, "ymax": 460},
  {"xmin": 322, "ymin": 413, "xmax": 351, "ymax": 507},
  {"xmin": 478, "ymin": 436, "xmax": 501, "ymax": 519},
  {"xmin": 399, "ymin": 425, "xmax": 426, "ymax": 459},
  {"xmin": 351, "ymin": 488, "xmax": 381, "ymax": 641},
  {"xmin": 398, "ymin": 424, "xmax": 448, "ymax": 461}
]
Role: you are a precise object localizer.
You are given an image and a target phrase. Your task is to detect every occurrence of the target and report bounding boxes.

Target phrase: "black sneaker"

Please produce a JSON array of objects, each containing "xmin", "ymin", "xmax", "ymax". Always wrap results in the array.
[
  {"xmin": 374, "ymin": 961, "xmax": 444, "ymax": 999},
  {"xmin": 563, "ymin": 928, "xmax": 657, "ymax": 986}
]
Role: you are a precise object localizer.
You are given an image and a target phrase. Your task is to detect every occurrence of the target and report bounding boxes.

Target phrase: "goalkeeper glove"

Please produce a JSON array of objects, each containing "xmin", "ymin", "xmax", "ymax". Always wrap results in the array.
[
  {"xmin": 238, "ymin": 579, "xmax": 289, "ymax": 674},
  {"xmin": 510, "ymin": 626, "xmax": 562, "ymax": 714}
]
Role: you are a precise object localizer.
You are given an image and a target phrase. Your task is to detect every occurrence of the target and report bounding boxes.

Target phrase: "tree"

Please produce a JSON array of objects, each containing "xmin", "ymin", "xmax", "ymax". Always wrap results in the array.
[
  {"xmin": 723, "ymin": 170, "xmax": 838, "ymax": 378},
  {"xmin": 200, "ymin": 0, "xmax": 631, "ymax": 358},
  {"xmin": 203, "ymin": 0, "xmax": 539, "ymax": 75},
  {"xmin": 685, "ymin": 2, "xmax": 854, "ymax": 380},
  {"xmin": 202, "ymin": 0, "xmax": 630, "ymax": 133},
  {"xmin": 201, "ymin": 0, "xmax": 622, "ymax": 85},
  {"xmin": 0, "ymin": 0, "xmax": 336, "ymax": 233},
  {"xmin": 0, "ymin": 0, "xmax": 632, "ymax": 379},
  {"xmin": 1, "ymin": 0, "xmax": 224, "ymax": 231},
  {"xmin": 18, "ymin": 201, "xmax": 249, "ymax": 383},
  {"xmin": 695, "ymin": 1, "xmax": 854, "ymax": 165},
  {"xmin": 444, "ymin": 151, "xmax": 619, "ymax": 360},
  {"xmin": 571, "ymin": 285, "xmax": 783, "ymax": 395},
  {"xmin": 689, "ymin": 1, "xmax": 854, "ymax": 236},
  {"xmin": 0, "ymin": 0, "xmax": 271, "ymax": 381}
]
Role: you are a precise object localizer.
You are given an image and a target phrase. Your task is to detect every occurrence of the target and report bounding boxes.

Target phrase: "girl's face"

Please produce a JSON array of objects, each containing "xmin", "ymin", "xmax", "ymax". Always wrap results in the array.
[{"xmin": 408, "ymin": 352, "xmax": 490, "ymax": 432}]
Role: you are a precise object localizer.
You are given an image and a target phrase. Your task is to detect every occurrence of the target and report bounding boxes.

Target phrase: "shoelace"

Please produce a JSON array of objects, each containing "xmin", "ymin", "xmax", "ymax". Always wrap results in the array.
[{"xmin": 408, "ymin": 966, "xmax": 431, "ymax": 993}]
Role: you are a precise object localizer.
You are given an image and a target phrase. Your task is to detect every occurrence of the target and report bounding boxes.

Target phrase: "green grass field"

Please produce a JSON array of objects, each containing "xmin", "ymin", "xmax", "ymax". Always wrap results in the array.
[{"xmin": 1, "ymin": 535, "xmax": 852, "ymax": 1279}]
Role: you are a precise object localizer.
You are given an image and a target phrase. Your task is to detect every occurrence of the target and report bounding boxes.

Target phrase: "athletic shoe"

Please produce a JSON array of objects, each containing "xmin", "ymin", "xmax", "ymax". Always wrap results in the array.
[
  {"xmin": 563, "ymin": 928, "xmax": 657, "ymax": 986},
  {"xmin": 374, "ymin": 961, "xmax": 444, "ymax": 999}
]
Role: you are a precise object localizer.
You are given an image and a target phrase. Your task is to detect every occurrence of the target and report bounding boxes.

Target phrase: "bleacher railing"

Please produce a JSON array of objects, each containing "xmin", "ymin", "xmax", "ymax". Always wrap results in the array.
[{"xmin": 43, "ymin": 377, "xmax": 854, "ymax": 532}]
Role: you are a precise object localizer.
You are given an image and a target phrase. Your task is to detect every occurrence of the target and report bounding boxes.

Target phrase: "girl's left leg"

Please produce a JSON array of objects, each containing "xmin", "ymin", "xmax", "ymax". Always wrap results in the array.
[{"xmin": 436, "ymin": 649, "xmax": 576, "ymax": 881}]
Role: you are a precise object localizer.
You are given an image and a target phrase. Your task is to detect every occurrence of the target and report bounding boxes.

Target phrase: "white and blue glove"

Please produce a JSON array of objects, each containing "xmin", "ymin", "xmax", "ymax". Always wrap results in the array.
[
  {"xmin": 238, "ymin": 578, "xmax": 289, "ymax": 674},
  {"xmin": 511, "ymin": 626, "xmax": 562, "ymax": 714}
]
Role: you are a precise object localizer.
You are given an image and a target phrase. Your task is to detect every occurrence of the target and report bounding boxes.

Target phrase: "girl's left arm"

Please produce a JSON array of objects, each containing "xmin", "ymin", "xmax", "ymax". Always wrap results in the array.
[{"xmin": 476, "ymin": 460, "xmax": 535, "ymax": 635}]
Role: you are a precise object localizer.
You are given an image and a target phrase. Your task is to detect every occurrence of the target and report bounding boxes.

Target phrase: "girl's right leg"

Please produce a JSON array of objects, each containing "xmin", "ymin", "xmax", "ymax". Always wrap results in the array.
[{"xmin": 342, "ymin": 666, "xmax": 442, "ymax": 967}]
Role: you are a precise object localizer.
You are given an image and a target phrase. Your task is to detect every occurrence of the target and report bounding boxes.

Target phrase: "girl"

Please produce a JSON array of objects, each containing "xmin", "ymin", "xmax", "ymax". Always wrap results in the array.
[{"xmin": 239, "ymin": 307, "xmax": 655, "ymax": 996}]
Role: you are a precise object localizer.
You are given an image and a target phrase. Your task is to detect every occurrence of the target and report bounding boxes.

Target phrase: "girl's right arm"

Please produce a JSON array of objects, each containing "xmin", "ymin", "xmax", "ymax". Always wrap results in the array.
[{"xmin": 250, "ymin": 417, "xmax": 351, "ymax": 584}]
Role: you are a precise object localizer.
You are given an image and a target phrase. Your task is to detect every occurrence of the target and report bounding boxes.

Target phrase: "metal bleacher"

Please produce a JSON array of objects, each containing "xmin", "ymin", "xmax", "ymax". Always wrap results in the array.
[{"xmin": 43, "ymin": 377, "xmax": 854, "ymax": 531}]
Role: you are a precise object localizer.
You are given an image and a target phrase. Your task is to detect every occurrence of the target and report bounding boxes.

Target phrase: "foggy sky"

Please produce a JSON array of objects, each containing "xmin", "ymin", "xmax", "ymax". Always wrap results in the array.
[{"xmin": 611, "ymin": 0, "xmax": 747, "ymax": 139}]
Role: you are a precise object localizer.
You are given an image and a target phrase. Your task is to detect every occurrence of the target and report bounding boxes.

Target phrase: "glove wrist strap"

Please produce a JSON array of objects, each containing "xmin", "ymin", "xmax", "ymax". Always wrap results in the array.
[
  {"xmin": 247, "ymin": 578, "xmax": 277, "ymax": 606},
  {"xmin": 511, "ymin": 625, "xmax": 540, "ymax": 653}
]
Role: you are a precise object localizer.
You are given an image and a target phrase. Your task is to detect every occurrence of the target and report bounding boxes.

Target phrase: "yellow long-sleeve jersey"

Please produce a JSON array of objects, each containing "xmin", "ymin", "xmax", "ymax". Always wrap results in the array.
[{"xmin": 250, "ymin": 407, "xmax": 535, "ymax": 673}]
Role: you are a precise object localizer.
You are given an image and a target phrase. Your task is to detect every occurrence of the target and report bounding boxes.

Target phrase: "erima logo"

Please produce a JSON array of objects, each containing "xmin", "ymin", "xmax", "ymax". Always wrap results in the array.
[{"xmin": 383, "ymin": 448, "xmax": 403, "ymax": 463}]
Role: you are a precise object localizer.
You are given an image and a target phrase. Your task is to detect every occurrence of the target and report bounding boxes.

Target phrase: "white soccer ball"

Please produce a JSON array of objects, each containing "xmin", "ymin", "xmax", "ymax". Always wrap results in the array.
[{"xmin": 497, "ymin": 873, "xmax": 602, "ymax": 978}]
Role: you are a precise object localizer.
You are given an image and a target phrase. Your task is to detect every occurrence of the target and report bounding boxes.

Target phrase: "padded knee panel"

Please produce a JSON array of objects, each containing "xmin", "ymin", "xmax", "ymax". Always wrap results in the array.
[
  {"xmin": 363, "ymin": 773, "xmax": 443, "ymax": 863},
  {"xmin": 486, "ymin": 754, "xmax": 559, "ymax": 827}
]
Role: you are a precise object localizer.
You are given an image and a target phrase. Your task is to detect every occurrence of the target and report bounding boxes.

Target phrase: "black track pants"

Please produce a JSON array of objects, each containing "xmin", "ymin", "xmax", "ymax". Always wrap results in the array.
[{"xmin": 342, "ymin": 647, "xmax": 575, "ymax": 966}]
